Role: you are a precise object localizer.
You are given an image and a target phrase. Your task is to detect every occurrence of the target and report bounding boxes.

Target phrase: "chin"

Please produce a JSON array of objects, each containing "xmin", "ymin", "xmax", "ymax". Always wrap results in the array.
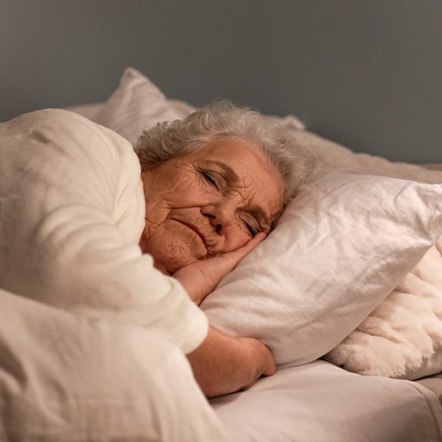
[
  {"xmin": 153, "ymin": 252, "xmax": 199, "ymax": 275},
  {"xmin": 140, "ymin": 226, "xmax": 206, "ymax": 274}
]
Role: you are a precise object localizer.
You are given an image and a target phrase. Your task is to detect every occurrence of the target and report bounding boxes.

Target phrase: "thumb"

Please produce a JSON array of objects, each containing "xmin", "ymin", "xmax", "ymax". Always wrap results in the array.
[{"xmin": 221, "ymin": 232, "xmax": 267, "ymax": 268}]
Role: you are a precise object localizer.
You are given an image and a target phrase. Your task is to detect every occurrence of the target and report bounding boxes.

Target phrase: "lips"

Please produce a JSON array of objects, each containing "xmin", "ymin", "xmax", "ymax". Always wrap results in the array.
[{"xmin": 169, "ymin": 218, "xmax": 208, "ymax": 249}]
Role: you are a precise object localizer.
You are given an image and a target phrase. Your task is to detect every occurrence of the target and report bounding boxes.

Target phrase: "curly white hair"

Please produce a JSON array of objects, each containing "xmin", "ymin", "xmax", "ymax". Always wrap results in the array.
[{"xmin": 135, "ymin": 101, "xmax": 317, "ymax": 204}]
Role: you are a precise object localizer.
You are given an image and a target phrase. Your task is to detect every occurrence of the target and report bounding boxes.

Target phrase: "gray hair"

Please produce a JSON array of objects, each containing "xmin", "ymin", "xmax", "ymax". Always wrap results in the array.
[{"xmin": 135, "ymin": 101, "xmax": 317, "ymax": 204}]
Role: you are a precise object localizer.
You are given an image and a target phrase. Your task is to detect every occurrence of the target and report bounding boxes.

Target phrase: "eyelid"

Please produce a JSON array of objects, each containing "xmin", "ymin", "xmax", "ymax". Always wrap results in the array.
[
  {"xmin": 238, "ymin": 211, "xmax": 261, "ymax": 236},
  {"xmin": 201, "ymin": 169, "xmax": 228, "ymax": 193}
]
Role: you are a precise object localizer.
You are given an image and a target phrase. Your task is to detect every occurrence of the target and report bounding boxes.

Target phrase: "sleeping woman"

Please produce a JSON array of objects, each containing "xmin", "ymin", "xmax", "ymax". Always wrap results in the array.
[{"xmin": 0, "ymin": 101, "xmax": 312, "ymax": 397}]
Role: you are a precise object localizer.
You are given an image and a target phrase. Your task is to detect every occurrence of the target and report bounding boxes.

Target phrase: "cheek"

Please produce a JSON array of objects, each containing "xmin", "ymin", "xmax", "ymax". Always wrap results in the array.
[
  {"xmin": 140, "ymin": 221, "xmax": 207, "ymax": 273},
  {"xmin": 146, "ymin": 184, "xmax": 210, "ymax": 224}
]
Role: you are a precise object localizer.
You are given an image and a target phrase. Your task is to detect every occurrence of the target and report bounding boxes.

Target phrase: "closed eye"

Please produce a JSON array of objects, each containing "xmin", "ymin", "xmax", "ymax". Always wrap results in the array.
[
  {"xmin": 239, "ymin": 212, "xmax": 261, "ymax": 237},
  {"xmin": 200, "ymin": 169, "xmax": 227, "ymax": 193}
]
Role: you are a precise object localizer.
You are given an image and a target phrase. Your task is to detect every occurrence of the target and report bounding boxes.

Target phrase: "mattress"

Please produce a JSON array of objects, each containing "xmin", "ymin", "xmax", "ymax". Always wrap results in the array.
[{"xmin": 211, "ymin": 361, "xmax": 442, "ymax": 442}]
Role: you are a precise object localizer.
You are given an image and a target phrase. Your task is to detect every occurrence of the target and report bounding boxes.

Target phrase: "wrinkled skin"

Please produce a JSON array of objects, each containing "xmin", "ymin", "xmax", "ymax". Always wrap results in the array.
[
  {"xmin": 139, "ymin": 137, "xmax": 284, "ymax": 276},
  {"xmin": 139, "ymin": 137, "xmax": 283, "ymax": 397}
]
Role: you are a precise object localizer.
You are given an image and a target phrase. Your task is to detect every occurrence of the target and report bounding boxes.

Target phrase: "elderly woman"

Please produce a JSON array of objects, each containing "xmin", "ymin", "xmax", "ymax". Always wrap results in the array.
[
  {"xmin": 0, "ymin": 102, "xmax": 311, "ymax": 398},
  {"xmin": 135, "ymin": 102, "xmax": 312, "ymax": 396}
]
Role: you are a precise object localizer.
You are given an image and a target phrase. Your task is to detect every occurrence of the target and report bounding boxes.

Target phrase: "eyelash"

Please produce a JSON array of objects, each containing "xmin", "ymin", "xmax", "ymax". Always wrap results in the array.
[
  {"xmin": 200, "ymin": 169, "xmax": 260, "ymax": 236},
  {"xmin": 240, "ymin": 213, "xmax": 260, "ymax": 237},
  {"xmin": 201, "ymin": 170, "xmax": 226, "ymax": 192}
]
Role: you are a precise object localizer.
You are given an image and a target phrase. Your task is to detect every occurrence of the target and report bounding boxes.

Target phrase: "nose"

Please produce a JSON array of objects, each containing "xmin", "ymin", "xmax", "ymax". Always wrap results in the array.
[{"xmin": 201, "ymin": 199, "xmax": 237, "ymax": 235}]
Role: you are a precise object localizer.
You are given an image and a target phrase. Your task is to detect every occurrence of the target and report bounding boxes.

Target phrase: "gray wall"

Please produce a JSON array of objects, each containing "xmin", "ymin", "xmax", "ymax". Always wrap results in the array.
[{"xmin": 1, "ymin": 0, "xmax": 441, "ymax": 162}]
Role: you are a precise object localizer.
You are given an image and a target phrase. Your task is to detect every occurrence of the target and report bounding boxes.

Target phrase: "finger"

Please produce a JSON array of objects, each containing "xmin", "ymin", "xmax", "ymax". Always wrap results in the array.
[
  {"xmin": 260, "ymin": 344, "xmax": 277, "ymax": 377},
  {"xmin": 223, "ymin": 232, "xmax": 267, "ymax": 264},
  {"xmin": 262, "ymin": 358, "xmax": 277, "ymax": 376},
  {"xmin": 185, "ymin": 232, "xmax": 268, "ymax": 291},
  {"xmin": 245, "ymin": 231, "xmax": 267, "ymax": 250}
]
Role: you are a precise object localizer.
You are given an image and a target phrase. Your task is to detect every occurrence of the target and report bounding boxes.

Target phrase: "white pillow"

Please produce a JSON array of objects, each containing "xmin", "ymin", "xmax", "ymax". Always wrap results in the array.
[
  {"xmin": 287, "ymin": 129, "xmax": 442, "ymax": 184},
  {"xmin": 93, "ymin": 67, "xmax": 183, "ymax": 144},
  {"xmin": 201, "ymin": 173, "xmax": 442, "ymax": 367}
]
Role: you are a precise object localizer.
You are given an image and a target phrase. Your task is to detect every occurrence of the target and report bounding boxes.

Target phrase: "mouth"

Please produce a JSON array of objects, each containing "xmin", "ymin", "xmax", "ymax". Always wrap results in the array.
[{"xmin": 169, "ymin": 218, "xmax": 208, "ymax": 250}]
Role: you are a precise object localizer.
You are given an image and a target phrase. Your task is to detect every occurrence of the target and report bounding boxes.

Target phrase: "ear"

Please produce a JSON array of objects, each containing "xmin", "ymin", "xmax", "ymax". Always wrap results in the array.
[{"xmin": 135, "ymin": 149, "xmax": 148, "ymax": 171}]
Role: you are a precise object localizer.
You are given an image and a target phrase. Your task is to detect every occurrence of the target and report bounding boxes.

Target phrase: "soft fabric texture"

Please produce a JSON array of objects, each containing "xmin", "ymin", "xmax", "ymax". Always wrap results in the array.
[
  {"xmin": 211, "ymin": 360, "xmax": 442, "ymax": 442},
  {"xmin": 0, "ymin": 108, "xmax": 207, "ymax": 354},
  {"xmin": 325, "ymin": 239, "xmax": 442, "ymax": 380},
  {"xmin": 201, "ymin": 173, "xmax": 442, "ymax": 366},
  {"xmin": 0, "ymin": 288, "xmax": 225, "ymax": 442},
  {"xmin": 288, "ymin": 128, "xmax": 442, "ymax": 185}
]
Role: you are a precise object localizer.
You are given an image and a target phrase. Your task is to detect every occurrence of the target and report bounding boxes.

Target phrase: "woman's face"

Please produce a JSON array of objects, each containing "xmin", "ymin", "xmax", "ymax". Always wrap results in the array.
[{"xmin": 139, "ymin": 138, "xmax": 284, "ymax": 274}]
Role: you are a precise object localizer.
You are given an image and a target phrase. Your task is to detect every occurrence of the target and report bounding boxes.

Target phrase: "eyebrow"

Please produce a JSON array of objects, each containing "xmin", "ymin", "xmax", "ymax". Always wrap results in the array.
[{"xmin": 202, "ymin": 160, "xmax": 273, "ymax": 231}]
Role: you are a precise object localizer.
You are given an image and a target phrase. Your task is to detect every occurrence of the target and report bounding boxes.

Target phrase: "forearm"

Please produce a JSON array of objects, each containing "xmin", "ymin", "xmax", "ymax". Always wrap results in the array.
[{"xmin": 187, "ymin": 325, "xmax": 275, "ymax": 398}]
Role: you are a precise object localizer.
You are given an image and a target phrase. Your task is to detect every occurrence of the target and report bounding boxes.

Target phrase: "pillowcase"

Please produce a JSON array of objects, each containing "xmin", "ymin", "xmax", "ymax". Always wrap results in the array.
[
  {"xmin": 324, "ymin": 239, "xmax": 442, "ymax": 380},
  {"xmin": 93, "ymin": 67, "xmax": 183, "ymax": 144},
  {"xmin": 201, "ymin": 173, "xmax": 442, "ymax": 367},
  {"xmin": 286, "ymin": 129, "xmax": 442, "ymax": 185}
]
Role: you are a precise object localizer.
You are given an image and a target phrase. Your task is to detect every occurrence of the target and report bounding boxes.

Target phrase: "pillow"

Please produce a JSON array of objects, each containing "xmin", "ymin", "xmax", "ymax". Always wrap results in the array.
[
  {"xmin": 201, "ymin": 173, "xmax": 442, "ymax": 367},
  {"xmin": 65, "ymin": 102, "xmax": 103, "ymax": 120},
  {"xmin": 93, "ymin": 67, "xmax": 183, "ymax": 144},
  {"xmin": 286, "ymin": 129, "xmax": 442, "ymax": 185},
  {"xmin": 325, "ymin": 238, "xmax": 442, "ymax": 380}
]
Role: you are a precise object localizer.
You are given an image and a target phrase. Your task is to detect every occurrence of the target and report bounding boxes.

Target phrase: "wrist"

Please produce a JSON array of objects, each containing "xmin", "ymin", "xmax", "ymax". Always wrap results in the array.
[{"xmin": 187, "ymin": 326, "xmax": 275, "ymax": 397}]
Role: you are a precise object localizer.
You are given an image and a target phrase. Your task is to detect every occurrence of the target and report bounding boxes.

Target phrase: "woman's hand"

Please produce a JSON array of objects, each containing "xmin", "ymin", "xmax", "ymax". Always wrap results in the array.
[
  {"xmin": 187, "ymin": 326, "xmax": 276, "ymax": 398},
  {"xmin": 174, "ymin": 232, "xmax": 266, "ymax": 305}
]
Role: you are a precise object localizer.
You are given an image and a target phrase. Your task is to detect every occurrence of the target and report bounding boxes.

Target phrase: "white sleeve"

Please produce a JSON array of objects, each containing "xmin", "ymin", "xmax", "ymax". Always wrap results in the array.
[{"xmin": 0, "ymin": 109, "xmax": 208, "ymax": 354}]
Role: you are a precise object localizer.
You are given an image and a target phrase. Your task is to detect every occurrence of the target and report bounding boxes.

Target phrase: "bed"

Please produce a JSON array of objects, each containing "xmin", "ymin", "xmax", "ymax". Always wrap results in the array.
[{"xmin": 1, "ymin": 67, "xmax": 442, "ymax": 441}]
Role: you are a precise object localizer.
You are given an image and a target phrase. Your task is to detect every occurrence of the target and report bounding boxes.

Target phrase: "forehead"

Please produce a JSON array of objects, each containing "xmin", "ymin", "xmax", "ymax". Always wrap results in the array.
[{"xmin": 185, "ymin": 137, "xmax": 284, "ymax": 221}]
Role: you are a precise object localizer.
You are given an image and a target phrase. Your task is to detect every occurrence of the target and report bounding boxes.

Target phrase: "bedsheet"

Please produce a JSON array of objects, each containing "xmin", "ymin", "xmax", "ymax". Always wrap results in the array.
[
  {"xmin": 211, "ymin": 361, "xmax": 442, "ymax": 442},
  {"xmin": 418, "ymin": 374, "xmax": 442, "ymax": 405}
]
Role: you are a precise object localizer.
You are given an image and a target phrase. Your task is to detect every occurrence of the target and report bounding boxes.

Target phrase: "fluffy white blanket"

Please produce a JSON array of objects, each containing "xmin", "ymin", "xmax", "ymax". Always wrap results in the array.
[
  {"xmin": 0, "ymin": 109, "xmax": 207, "ymax": 353},
  {"xmin": 326, "ymin": 239, "xmax": 442, "ymax": 379}
]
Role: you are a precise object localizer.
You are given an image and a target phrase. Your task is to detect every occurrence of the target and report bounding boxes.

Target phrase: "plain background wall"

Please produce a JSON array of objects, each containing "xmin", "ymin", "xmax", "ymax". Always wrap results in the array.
[{"xmin": 1, "ymin": 0, "xmax": 441, "ymax": 162}]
